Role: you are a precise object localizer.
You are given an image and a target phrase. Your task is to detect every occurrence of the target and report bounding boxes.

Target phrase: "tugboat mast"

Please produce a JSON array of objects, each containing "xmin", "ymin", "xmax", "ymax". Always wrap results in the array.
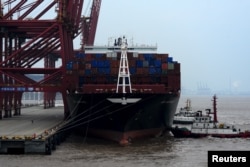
[{"xmin": 212, "ymin": 95, "xmax": 218, "ymax": 123}]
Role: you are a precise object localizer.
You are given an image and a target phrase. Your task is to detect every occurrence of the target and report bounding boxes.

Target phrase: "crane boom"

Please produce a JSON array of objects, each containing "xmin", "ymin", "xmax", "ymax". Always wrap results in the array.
[{"xmin": 82, "ymin": 0, "xmax": 102, "ymax": 47}]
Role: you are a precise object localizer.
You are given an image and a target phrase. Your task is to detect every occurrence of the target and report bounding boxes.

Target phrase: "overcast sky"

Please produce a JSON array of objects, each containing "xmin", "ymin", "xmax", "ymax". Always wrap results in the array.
[
  {"xmin": 94, "ymin": 0, "xmax": 250, "ymax": 93},
  {"xmin": 7, "ymin": 0, "xmax": 249, "ymax": 93}
]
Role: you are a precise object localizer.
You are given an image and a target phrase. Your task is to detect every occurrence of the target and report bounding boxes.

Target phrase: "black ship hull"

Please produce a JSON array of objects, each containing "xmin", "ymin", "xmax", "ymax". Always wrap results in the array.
[{"xmin": 66, "ymin": 92, "xmax": 180, "ymax": 144}]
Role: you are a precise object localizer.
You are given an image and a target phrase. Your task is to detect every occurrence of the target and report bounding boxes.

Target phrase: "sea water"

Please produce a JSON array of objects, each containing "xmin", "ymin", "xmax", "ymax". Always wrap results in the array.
[{"xmin": 1, "ymin": 95, "xmax": 250, "ymax": 167}]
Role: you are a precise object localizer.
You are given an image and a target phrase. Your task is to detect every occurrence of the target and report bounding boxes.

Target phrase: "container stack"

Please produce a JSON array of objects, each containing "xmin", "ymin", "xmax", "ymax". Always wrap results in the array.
[{"xmin": 68, "ymin": 52, "xmax": 180, "ymax": 90}]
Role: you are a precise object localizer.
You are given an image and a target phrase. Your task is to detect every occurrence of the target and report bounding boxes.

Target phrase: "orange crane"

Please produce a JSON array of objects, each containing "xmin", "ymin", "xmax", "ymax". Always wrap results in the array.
[
  {"xmin": 82, "ymin": 0, "xmax": 102, "ymax": 47},
  {"xmin": 0, "ymin": 0, "xmax": 102, "ymax": 119}
]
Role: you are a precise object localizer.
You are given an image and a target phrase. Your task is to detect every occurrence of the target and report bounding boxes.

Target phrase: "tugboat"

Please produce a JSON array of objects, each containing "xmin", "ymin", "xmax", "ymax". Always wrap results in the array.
[
  {"xmin": 172, "ymin": 95, "xmax": 250, "ymax": 138},
  {"xmin": 173, "ymin": 99, "xmax": 198, "ymax": 124}
]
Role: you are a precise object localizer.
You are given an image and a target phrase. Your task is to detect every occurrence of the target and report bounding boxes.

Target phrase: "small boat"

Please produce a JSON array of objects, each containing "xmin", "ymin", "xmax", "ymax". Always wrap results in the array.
[
  {"xmin": 173, "ymin": 99, "xmax": 198, "ymax": 124},
  {"xmin": 172, "ymin": 95, "xmax": 250, "ymax": 138}
]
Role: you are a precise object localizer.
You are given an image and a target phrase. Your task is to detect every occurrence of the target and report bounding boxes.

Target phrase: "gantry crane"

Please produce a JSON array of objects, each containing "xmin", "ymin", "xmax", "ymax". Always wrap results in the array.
[{"xmin": 0, "ymin": 0, "xmax": 102, "ymax": 119}]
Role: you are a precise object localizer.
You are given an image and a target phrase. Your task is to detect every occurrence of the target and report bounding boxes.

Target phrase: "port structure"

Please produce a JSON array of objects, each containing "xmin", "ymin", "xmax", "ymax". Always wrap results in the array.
[
  {"xmin": 116, "ymin": 37, "xmax": 132, "ymax": 94},
  {"xmin": 0, "ymin": 0, "xmax": 102, "ymax": 119}
]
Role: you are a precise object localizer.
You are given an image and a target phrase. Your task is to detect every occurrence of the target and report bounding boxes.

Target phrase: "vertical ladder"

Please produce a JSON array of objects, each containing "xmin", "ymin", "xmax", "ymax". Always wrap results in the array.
[{"xmin": 116, "ymin": 37, "xmax": 132, "ymax": 93}]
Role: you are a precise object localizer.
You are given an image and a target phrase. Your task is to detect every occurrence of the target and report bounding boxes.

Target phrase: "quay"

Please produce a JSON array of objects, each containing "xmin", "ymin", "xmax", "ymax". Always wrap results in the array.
[{"xmin": 0, "ymin": 106, "xmax": 67, "ymax": 155}]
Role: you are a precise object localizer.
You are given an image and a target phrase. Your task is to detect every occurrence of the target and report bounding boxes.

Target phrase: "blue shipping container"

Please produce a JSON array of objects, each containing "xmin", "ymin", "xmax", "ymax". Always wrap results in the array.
[
  {"xmin": 167, "ymin": 57, "xmax": 173, "ymax": 63},
  {"xmin": 136, "ymin": 60, "xmax": 143, "ymax": 67},
  {"xmin": 91, "ymin": 60, "xmax": 98, "ymax": 68},
  {"xmin": 143, "ymin": 54, "xmax": 153, "ymax": 61},
  {"xmin": 85, "ymin": 69, "xmax": 91, "ymax": 75},
  {"xmin": 154, "ymin": 60, "xmax": 161, "ymax": 67},
  {"xmin": 98, "ymin": 60, "xmax": 110, "ymax": 67},
  {"xmin": 66, "ymin": 61, "xmax": 73, "ymax": 70},
  {"xmin": 76, "ymin": 53, "xmax": 85, "ymax": 58},
  {"xmin": 149, "ymin": 67, "xmax": 161, "ymax": 74},
  {"xmin": 95, "ymin": 54, "xmax": 103, "ymax": 59},
  {"xmin": 129, "ymin": 67, "xmax": 136, "ymax": 74},
  {"xmin": 92, "ymin": 60, "xmax": 111, "ymax": 68},
  {"xmin": 79, "ymin": 76, "xmax": 84, "ymax": 82},
  {"xmin": 149, "ymin": 60, "xmax": 155, "ymax": 66},
  {"xmin": 98, "ymin": 68, "xmax": 110, "ymax": 74}
]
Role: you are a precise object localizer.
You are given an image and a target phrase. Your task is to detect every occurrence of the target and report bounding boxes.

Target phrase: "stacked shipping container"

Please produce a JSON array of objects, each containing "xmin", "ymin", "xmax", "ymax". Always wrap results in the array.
[{"xmin": 66, "ymin": 52, "xmax": 180, "ymax": 92}]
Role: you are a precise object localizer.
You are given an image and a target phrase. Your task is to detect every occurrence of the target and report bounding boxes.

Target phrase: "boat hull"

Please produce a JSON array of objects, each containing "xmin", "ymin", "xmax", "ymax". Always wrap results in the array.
[
  {"xmin": 171, "ymin": 127, "xmax": 250, "ymax": 138},
  {"xmin": 66, "ymin": 93, "xmax": 180, "ymax": 144},
  {"xmin": 171, "ymin": 127, "xmax": 191, "ymax": 138}
]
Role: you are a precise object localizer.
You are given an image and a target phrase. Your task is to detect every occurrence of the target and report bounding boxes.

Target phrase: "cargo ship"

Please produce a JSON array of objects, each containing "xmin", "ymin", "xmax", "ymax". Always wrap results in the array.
[{"xmin": 66, "ymin": 37, "xmax": 181, "ymax": 145}]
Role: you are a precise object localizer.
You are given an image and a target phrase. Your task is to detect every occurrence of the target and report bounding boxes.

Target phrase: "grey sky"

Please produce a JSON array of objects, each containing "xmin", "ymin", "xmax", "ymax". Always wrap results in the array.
[
  {"xmin": 94, "ymin": 0, "xmax": 250, "ymax": 93},
  {"xmin": 4, "ymin": 0, "xmax": 249, "ymax": 93}
]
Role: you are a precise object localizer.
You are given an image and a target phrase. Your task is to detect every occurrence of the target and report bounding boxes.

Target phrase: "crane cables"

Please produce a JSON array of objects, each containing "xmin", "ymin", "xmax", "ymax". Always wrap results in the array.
[{"xmin": 56, "ymin": 94, "xmax": 115, "ymax": 132}]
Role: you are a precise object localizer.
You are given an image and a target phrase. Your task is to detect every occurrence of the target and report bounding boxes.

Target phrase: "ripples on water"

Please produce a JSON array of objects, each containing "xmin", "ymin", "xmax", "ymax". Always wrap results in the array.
[{"xmin": 1, "ymin": 95, "xmax": 250, "ymax": 167}]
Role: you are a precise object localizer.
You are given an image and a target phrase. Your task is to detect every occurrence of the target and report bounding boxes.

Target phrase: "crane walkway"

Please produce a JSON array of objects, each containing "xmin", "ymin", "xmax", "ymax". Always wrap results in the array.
[{"xmin": 0, "ymin": 106, "xmax": 67, "ymax": 155}]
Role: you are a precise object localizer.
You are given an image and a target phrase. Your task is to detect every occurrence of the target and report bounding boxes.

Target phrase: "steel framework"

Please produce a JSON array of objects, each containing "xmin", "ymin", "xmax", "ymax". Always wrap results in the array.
[{"xmin": 0, "ymin": 0, "xmax": 101, "ymax": 119}]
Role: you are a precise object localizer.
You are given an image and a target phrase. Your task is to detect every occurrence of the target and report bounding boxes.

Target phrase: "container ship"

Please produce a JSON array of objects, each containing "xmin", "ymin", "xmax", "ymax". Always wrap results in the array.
[{"xmin": 66, "ymin": 37, "xmax": 181, "ymax": 145}]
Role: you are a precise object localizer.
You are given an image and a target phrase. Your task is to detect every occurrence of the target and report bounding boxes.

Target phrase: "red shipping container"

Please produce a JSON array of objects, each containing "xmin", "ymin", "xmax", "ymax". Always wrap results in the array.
[
  {"xmin": 111, "ymin": 60, "xmax": 119, "ymax": 68},
  {"xmin": 140, "ymin": 77, "xmax": 150, "ymax": 83},
  {"xmin": 139, "ymin": 54, "xmax": 144, "ymax": 60},
  {"xmin": 174, "ymin": 63, "xmax": 180, "ymax": 72},
  {"xmin": 161, "ymin": 76, "xmax": 168, "ymax": 83},
  {"xmin": 161, "ymin": 54, "xmax": 168, "ymax": 60},
  {"xmin": 111, "ymin": 68, "xmax": 118, "ymax": 75},
  {"xmin": 136, "ymin": 68, "xmax": 143, "ymax": 75},
  {"xmin": 85, "ymin": 54, "xmax": 93, "ymax": 61},
  {"xmin": 129, "ymin": 60, "xmax": 136, "ymax": 67},
  {"xmin": 73, "ymin": 62, "xmax": 79, "ymax": 70},
  {"xmin": 161, "ymin": 63, "xmax": 168, "ymax": 69},
  {"xmin": 127, "ymin": 53, "xmax": 133, "ymax": 60},
  {"xmin": 79, "ymin": 70, "xmax": 84, "ymax": 76},
  {"xmin": 78, "ymin": 62, "xmax": 85, "ymax": 69}
]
